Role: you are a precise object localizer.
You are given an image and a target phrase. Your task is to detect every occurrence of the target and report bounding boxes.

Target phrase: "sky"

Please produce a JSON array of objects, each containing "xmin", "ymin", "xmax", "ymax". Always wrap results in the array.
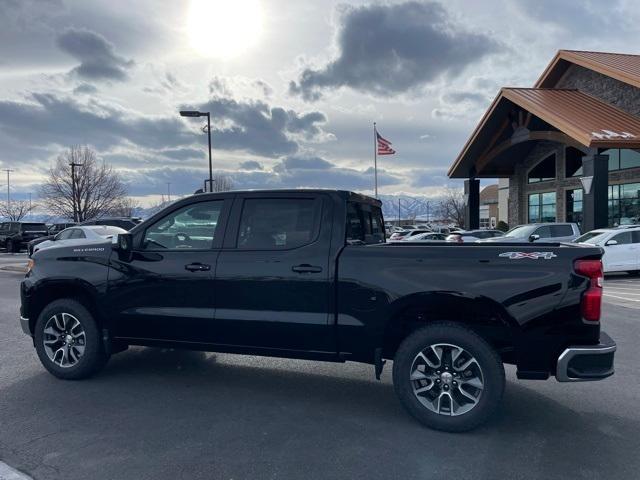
[{"xmin": 1, "ymin": 0, "xmax": 639, "ymax": 206}]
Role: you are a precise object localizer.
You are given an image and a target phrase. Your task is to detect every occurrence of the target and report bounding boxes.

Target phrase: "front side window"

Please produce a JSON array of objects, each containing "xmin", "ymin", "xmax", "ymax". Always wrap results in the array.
[
  {"xmin": 143, "ymin": 201, "xmax": 223, "ymax": 250},
  {"xmin": 611, "ymin": 232, "xmax": 632, "ymax": 245},
  {"xmin": 237, "ymin": 198, "xmax": 318, "ymax": 250},
  {"xmin": 533, "ymin": 225, "xmax": 551, "ymax": 238},
  {"xmin": 69, "ymin": 229, "xmax": 87, "ymax": 239}
]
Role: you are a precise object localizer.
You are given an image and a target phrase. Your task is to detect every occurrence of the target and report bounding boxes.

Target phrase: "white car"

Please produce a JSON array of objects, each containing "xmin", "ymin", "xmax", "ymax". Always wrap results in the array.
[
  {"xmin": 405, "ymin": 232, "xmax": 448, "ymax": 242},
  {"xmin": 32, "ymin": 225, "xmax": 127, "ymax": 254},
  {"xmin": 574, "ymin": 226, "xmax": 640, "ymax": 273}
]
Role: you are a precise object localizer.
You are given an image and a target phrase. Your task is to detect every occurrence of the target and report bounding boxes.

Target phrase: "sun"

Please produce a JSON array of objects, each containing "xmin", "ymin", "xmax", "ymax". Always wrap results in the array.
[{"xmin": 187, "ymin": 0, "xmax": 264, "ymax": 58}]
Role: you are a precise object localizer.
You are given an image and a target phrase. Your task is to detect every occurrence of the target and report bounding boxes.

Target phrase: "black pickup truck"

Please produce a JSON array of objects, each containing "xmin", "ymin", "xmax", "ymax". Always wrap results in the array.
[{"xmin": 19, "ymin": 190, "xmax": 616, "ymax": 431}]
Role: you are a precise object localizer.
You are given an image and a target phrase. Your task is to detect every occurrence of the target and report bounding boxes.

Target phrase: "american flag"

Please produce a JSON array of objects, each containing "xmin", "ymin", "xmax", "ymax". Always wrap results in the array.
[{"xmin": 376, "ymin": 131, "xmax": 396, "ymax": 155}]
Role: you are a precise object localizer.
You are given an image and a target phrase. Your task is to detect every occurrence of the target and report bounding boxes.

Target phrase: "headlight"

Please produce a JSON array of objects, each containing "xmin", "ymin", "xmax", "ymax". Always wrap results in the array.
[{"xmin": 26, "ymin": 259, "xmax": 35, "ymax": 274}]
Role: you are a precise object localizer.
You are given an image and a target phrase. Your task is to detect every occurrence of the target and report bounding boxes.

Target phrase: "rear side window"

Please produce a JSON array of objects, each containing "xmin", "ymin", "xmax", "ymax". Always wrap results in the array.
[
  {"xmin": 550, "ymin": 225, "xmax": 574, "ymax": 237},
  {"xmin": 346, "ymin": 202, "xmax": 385, "ymax": 245},
  {"xmin": 237, "ymin": 198, "xmax": 319, "ymax": 250},
  {"xmin": 633, "ymin": 231, "xmax": 640, "ymax": 244}
]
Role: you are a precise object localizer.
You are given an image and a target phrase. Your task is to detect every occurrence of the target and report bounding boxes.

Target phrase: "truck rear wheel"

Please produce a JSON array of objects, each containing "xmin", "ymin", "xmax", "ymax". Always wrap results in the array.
[
  {"xmin": 34, "ymin": 299, "xmax": 109, "ymax": 380},
  {"xmin": 392, "ymin": 322, "xmax": 505, "ymax": 432}
]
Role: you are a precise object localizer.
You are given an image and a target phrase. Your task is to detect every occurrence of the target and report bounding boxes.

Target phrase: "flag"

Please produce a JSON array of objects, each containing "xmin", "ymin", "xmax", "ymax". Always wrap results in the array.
[{"xmin": 376, "ymin": 131, "xmax": 396, "ymax": 155}]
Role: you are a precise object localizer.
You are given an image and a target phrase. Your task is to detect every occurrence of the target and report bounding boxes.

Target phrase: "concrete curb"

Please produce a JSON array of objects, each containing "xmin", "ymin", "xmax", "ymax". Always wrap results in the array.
[{"xmin": 0, "ymin": 264, "xmax": 27, "ymax": 273}]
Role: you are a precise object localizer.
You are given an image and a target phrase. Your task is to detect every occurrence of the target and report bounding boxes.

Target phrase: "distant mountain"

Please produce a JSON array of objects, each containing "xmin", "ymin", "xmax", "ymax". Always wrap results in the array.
[{"xmin": 377, "ymin": 194, "xmax": 442, "ymax": 221}]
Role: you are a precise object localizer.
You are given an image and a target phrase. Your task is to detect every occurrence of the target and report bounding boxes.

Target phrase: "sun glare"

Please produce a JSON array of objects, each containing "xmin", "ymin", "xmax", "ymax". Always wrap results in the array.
[{"xmin": 187, "ymin": 0, "xmax": 263, "ymax": 59}]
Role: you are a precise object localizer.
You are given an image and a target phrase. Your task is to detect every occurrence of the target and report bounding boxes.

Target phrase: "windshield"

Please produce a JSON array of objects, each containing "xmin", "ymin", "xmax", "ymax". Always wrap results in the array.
[
  {"xmin": 574, "ymin": 231, "xmax": 608, "ymax": 245},
  {"xmin": 504, "ymin": 225, "xmax": 535, "ymax": 238}
]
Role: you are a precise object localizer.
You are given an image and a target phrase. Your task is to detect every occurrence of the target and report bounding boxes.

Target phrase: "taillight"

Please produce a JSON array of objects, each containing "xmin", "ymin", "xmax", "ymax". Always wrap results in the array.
[{"xmin": 574, "ymin": 259, "xmax": 603, "ymax": 322}]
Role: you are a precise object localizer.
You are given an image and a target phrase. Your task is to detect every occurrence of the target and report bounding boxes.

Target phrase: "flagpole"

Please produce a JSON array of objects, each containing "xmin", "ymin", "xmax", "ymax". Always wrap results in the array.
[{"xmin": 373, "ymin": 122, "xmax": 378, "ymax": 198}]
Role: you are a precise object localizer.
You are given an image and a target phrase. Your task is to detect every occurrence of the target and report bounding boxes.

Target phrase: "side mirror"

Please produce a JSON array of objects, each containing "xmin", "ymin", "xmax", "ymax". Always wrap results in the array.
[
  {"xmin": 529, "ymin": 234, "xmax": 540, "ymax": 242},
  {"xmin": 605, "ymin": 239, "xmax": 618, "ymax": 246},
  {"xmin": 114, "ymin": 233, "xmax": 134, "ymax": 261}
]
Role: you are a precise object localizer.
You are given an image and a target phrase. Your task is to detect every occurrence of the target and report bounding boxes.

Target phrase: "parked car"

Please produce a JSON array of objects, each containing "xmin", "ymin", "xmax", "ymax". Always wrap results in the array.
[
  {"xmin": 388, "ymin": 229, "xmax": 431, "ymax": 242},
  {"xmin": 48, "ymin": 223, "xmax": 77, "ymax": 235},
  {"xmin": 31, "ymin": 225, "xmax": 127, "ymax": 255},
  {"xmin": 81, "ymin": 217, "xmax": 142, "ymax": 230},
  {"xmin": 446, "ymin": 229, "xmax": 504, "ymax": 243},
  {"xmin": 21, "ymin": 189, "xmax": 615, "ymax": 432},
  {"xmin": 574, "ymin": 226, "xmax": 640, "ymax": 274},
  {"xmin": 0, "ymin": 221, "xmax": 48, "ymax": 252},
  {"xmin": 27, "ymin": 223, "xmax": 79, "ymax": 256},
  {"xmin": 405, "ymin": 232, "xmax": 448, "ymax": 242},
  {"xmin": 477, "ymin": 223, "xmax": 580, "ymax": 243}
]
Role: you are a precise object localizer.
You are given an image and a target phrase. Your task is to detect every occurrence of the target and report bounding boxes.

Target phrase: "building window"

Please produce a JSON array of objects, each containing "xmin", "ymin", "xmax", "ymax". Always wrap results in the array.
[
  {"xmin": 603, "ymin": 149, "xmax": 640, "ymax": 171},
  {"xmin": 528, "ymin": 154, "xmax": 556, "ymax": 183},
  {"xmin": 566, "ymin": 189, "xmax": 583, "ymax": 228},
  {"xmin": 608, "ymin": 182, "xmax": 640, "ymax": 226},
  {"xmin": 528, "ymin": 191, "xmax": 556, "ymax": 223}
]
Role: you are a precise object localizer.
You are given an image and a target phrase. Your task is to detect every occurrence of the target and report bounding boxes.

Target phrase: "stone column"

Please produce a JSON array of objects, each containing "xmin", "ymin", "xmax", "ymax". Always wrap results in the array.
[
  {"xmin": 581, "ymin": 154, "xmax": 609, "ymax": 232},
  {"xmin": 464, "ymin": 178, "xmax": 480, "ymax": 230}
]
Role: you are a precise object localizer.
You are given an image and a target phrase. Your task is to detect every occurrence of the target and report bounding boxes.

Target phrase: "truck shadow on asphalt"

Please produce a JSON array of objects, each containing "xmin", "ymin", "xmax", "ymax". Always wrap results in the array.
[{"xmin": 1, "ymin": 347, "xmax": 638, "ymax": 480}]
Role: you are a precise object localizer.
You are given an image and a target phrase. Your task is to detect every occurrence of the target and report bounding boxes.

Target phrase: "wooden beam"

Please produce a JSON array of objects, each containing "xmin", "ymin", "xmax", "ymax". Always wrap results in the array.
[{"xmin": 476, "ymin": 130, "xmax": 588, "ymax": 174}]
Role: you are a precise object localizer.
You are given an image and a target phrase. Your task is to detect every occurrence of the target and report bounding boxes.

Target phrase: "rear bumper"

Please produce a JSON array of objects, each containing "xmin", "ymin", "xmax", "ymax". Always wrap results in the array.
[{"xmin": 556, "ymin": 331, "xmax": 616, "ymax": 382}]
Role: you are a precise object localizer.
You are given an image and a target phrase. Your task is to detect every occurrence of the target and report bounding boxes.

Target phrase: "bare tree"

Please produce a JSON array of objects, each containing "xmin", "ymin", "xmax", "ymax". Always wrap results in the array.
[
  {"xmin": 0, "ymin": 200, "xmax": 36, "ymax": 221},
  {"xmin": 437, "ymin": 187, "xmax": 466, "ymax": 227},
  {"xmin": 39, "ymin": 146, "xmax": 127, "ymax": 222},
  {"xmin": 211, "ymin": 173, "xmax": 234, "ymax": 192},
  {"xmin": 111, "ymin": 197, "xmax": 141, "ymax": 217}
]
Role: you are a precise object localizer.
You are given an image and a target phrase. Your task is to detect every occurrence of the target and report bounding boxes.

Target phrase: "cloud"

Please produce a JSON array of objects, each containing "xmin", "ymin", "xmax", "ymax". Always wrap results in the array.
[
  {"xmin": 73, "ymin": 83, "xmax": 98, "ymax": 95},
  {"xmin": 289, "ymin": 1, "xmax": 500, "ymax": 100},
  {"xmin": 56, "ymin": 27, "xmax": 134, "ymax": 81},
  {"xmin": 239, "ymin": 160, "xmax": 264, "ymax": 170},
  {"xmin": 187, "ymin": 97, "xmax": 329, "ymax": 157}
]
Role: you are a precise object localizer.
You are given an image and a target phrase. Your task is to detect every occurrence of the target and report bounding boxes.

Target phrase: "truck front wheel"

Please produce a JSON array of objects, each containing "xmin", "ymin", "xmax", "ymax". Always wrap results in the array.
[
  {"xmin": 34, "ymin": 299, "xmax": 109, "ymax": 380},
  {"xmin": 392, "ymin": 322, "xmax": 505, "ymax": 432}
]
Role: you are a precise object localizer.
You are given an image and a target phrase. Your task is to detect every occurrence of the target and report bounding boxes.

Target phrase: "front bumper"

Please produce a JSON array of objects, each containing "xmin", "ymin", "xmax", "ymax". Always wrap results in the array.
[
  {"xmin": 556, "ymin": 331, "xmax": 616, "ymax": 382},
  {"xmin": 20, "ymin": 316, "xmax": 31, "ymax": 336}
]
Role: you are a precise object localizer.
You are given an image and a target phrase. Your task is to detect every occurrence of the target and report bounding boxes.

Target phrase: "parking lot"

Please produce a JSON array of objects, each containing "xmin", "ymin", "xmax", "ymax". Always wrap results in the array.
[{"xmin": 0, "ymin": 253, "xmax": 639, "ymax": 480}]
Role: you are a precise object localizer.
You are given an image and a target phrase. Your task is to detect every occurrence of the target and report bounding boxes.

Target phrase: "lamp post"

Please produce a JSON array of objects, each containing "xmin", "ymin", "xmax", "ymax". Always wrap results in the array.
[{"xmin": 180, "ymin": 110, "xmax": 213, "ymax": 193}]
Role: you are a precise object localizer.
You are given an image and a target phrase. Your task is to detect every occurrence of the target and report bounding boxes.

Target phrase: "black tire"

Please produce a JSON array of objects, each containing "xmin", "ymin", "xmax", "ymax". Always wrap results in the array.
[
  {"xmin": 34, "ymin": 299, "xmax": 109, "ymax": 380},
  {"xmin": 392, "ymin": 322, "xmax": 505, "ymax": 432}
]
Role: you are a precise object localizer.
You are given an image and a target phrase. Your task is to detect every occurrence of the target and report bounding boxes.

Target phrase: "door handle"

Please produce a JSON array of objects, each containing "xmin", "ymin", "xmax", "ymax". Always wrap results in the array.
[
  {"xmin": 291, "ymin": 264, "xmax": 323, "ymax": 273},
  {"xmin": 185, "ymin": 262, "xmax": 211, "ymax": 272}
]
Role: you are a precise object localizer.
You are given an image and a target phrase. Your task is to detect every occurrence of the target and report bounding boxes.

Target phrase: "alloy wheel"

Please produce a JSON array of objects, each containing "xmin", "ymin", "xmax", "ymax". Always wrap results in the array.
[
  {"xmin": 409, "ymin": 343, "xmax": 484, "ymax": 416},
  {"xmin": 42, "ymin": 313, "xmax": 87, "ymax": 368}
]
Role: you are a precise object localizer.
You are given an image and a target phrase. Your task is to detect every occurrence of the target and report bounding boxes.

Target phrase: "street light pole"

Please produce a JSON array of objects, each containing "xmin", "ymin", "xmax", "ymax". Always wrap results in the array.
[
  {"xmin": 3, "ymin": 169, "xmax": 13, "ymax": 209},
  {"xmin": 180, "ymin": 110, "xmax": 214, "ymax": 192},
  {"xmin": 206, "ymin": 112, "xmax": 213, "ymax": 193},
  {"xmin": 69, "ymin": 162, "xmax": 82, "ymax": 222}
]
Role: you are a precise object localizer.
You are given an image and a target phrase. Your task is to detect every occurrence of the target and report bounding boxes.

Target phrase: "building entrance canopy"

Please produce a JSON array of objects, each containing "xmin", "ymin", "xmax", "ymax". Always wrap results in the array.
[{"xmin": 448, "ymin": 88, "xmax": 640, "ymax": 179}]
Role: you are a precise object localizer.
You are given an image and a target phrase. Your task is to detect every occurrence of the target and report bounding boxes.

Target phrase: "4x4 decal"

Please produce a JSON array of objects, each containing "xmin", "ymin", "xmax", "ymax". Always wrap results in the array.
[{"xmin": 499, "ymin": 251, "xmax": 558, "ymax": 260}]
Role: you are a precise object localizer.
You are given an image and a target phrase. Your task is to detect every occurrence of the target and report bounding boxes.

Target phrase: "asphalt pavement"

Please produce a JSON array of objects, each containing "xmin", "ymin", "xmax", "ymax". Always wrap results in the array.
[{"xmin": 0, "ymin": 265, "xmax": 639, "ymax": 480}]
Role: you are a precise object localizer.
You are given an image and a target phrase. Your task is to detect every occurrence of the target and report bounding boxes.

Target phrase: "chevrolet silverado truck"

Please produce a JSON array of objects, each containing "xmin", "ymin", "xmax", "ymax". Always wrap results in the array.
[{"xmin": 19, "ymin": 190, "xmax": 616, "ymax": 432}]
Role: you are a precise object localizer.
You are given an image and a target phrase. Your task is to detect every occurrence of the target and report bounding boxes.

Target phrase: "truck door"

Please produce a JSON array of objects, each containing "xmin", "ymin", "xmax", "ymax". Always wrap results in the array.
[
  {"xmin": 213, "ymin": 193, "xmax": 335, "ymax": 353},
  {"xmin": 108, "ymin": 198, "xmax": 231, "ymax": 343}
]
